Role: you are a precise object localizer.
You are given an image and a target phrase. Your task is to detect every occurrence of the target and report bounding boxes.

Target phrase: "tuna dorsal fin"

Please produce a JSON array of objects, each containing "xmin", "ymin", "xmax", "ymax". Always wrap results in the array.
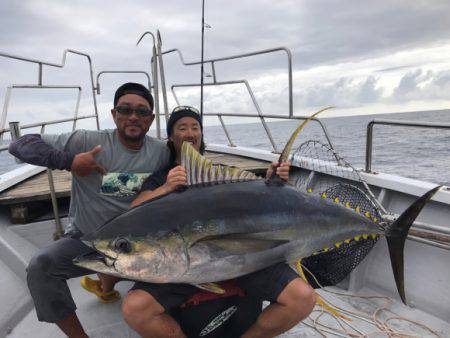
[
  {"xmin": 278, "ymin": 107, "xmax": 334, "ymax": 163},
  {"xmin": 181, "ymin": 142, "xmax": 260, "ymax": 185}
]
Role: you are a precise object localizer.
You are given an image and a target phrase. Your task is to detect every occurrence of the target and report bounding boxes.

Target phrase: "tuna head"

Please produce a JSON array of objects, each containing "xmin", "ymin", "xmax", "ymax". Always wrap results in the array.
[{"xmin": 73, "ymin": 230, "xmax": 189, "ymax": 283}]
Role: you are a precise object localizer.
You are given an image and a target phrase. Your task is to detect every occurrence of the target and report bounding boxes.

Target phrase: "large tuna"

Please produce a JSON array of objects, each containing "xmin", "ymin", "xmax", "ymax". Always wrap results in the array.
[{"xmin": 74, "ymin": 110, "xmax": 440, "ymax": 304}]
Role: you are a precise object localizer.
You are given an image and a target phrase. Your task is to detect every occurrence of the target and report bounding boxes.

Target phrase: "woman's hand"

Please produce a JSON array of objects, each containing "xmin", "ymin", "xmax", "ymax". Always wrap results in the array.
[
  {"xmin": 162, "ymin": 165, "xmax": 187, "ymax": 193},
  {"xmin": 129, "ymin": 166, "xmax": 188, "ymax": 208},
  {"xmin": 266, "ymin": 162, "xmax": 290, "ymax": 181}
]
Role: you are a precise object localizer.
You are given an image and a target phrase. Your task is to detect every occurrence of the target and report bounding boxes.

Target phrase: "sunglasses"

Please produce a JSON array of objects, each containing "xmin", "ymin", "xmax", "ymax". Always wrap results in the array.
[
  {"xmin": 115, "ymin": 105, "xmax": 153, "ymax": 117},
  {"xmin": 172, "ymin": 106, "xmax": 200, "ymax": 115}
]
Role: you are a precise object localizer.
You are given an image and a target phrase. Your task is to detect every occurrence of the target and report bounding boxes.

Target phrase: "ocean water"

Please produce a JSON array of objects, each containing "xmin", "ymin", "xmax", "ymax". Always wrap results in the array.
[
  {"xmin": 1, "ymin": 109, "xmax": 449, "ymax": 185},
  {"xmin": 202, "ymin": 109, "xmax": 450, "ymax": 186}
]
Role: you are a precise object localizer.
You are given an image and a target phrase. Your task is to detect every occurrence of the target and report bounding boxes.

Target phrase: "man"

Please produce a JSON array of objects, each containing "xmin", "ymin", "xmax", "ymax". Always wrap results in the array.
[
  {"xmin": 9, "ymin": 82, "xmax": 170, "ymax": 338},
  {"xmin": 123, "ymin": 106, "xmax": 316, "ymax": 338}
]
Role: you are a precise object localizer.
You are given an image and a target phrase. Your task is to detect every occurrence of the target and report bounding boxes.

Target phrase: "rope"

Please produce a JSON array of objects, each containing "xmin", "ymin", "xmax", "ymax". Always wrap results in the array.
[{"xmin": 295, "ymin": 259, "xmax": 442, "ymax": 338}]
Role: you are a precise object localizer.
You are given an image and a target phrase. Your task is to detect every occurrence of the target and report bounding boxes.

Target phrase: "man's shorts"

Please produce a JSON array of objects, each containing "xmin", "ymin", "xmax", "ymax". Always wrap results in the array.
[{"xmin": 130, "ymin": 262, "xmax": 299, "ymax": 310}]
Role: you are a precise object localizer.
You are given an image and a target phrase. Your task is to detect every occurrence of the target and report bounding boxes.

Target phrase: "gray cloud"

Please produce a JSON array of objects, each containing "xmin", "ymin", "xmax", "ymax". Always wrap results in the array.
[
  {"xmin": 294, "ymin": 76, "xmax": 384, "ymax": 108},
  {"xmin": 1, "ymin": 0, "xmax": 450, "ymax": 126},
  {"xmin": 392, "ymin": 68, "xmax": 450, "ymax": 101}
]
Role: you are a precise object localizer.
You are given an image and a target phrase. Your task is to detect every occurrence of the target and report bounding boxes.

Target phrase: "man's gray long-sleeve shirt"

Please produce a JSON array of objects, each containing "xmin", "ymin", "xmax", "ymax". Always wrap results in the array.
[{"xmin": 9, "ymin": 129, "xmax": 170, "ymax": 234}]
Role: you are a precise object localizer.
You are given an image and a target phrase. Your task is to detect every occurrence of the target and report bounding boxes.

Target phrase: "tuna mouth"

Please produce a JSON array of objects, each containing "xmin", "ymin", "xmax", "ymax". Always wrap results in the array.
[
  {"xmin": 73, "ymin": 250, "xmax": 106, "ymax": 264},
  {"xmin": 74, "ymin": 247, "xmax": 117, "ymax": 269}
]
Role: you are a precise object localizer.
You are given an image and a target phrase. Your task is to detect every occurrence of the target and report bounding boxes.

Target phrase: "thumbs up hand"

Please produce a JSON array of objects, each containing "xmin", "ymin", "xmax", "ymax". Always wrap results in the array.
[{"xmin": 70, "ymin": 145, "xmax": 107, "ymax": 177}]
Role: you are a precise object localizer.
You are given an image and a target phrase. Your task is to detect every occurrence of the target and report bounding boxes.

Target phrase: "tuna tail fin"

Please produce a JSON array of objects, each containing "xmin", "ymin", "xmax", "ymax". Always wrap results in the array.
[
  {"xmin": 267, "ymin": 107, "xmax": 334, "ymax": 183},
  {"xmin": 385, "ymin": 185, "xmax": 441, "ymax": 304}
]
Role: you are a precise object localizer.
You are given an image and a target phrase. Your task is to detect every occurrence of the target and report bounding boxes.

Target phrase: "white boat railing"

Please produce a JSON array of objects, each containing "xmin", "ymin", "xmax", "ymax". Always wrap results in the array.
[
  {"xmin": 0, "ymin": 49, "xmax": 101, "ymax": 132},
  {"xmin": 160, "ymin": 46, "xmax": 293, "ymax": 117},
  {"xmin": 0, "ymin": 49, "xmax": 156, "ymax": 238},
  {"xmin": 365, "ymin": 119, "xmax": 450, "ymax": 172}
]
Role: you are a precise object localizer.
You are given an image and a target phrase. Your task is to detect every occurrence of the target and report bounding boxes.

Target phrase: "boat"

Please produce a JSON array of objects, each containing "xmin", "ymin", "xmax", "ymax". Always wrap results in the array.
[{"xmin": 0, "ymin": 29, "xmax": 449, "ymax": 337}]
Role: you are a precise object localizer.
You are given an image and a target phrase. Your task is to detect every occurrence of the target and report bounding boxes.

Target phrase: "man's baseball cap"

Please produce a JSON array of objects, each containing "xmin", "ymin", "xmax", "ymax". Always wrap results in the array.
[{"xmin": 114, "ymin": 82, "xmax": 154, "ymax": 110}]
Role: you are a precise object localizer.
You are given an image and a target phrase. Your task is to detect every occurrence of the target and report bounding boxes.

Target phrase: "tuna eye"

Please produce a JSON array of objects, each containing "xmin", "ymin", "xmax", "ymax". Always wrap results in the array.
[{"xmin": 114, "ymin": 238, "xmax": 131, "ymax": 253}]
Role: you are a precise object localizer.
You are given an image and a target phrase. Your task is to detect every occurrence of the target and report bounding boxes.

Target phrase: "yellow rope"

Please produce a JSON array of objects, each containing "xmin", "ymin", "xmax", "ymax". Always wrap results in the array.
[
  {"xmin": 297, "ymin": 260, "xmax": 442, "ymax": 337},
  {"xmin": 296, "ymin": 259, "xmax": 351, "ymax": 321}
]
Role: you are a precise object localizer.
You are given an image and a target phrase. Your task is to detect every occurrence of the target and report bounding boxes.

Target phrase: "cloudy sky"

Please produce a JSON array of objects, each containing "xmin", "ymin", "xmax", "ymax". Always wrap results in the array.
[{"xmin": 1, "ymin": 0, "xmax": 450, "ymax": 131}]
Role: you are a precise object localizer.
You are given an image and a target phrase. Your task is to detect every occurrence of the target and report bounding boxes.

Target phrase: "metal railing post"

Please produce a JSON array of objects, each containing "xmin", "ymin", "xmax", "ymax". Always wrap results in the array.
[
  {"xmin": 0, "ymin": 87, "xmax": 13, "ymax": 141},
  {"xmin": 243, "ymin": 80, "xmax": 279, "ymax": 152},
  {"xmin": 38, "ymin": 63, "xmax": 43, "ymax": 86},
  {"xmin": 65, "ymin": 50, "xmax": 100, "ymax": 130},
  {"xmin": 170, "ymin": 86, "xmax": 181, "ymax": 106},
  {"xmin": 72, "ymin": 87, "xmax": 81, "ymax": 131},
  {"xmin": 9, "ymin": 121, "xmax": 22, "ymax": 164},
  {"xmin": 40, "ymin": 124, "xmax": 63, "ymax": 240},
  {"xmin": 259, "ymin": 116, "xmax": 278, "ymax": 153},
  {"xmin": 365, "ymin": 121, "xmax": 374, "ymax": 172},
  {"xmin": 152, "ymin": 47, "xmax": 161, "ymax": 138},
  {"xmin": 211, "ymin": 61, "xmax": 217, "ymax": 82},
  {"xmin": 217, "ymin": 115, "xmax": 235, "ymax": 147},
  {"xmin": 136, "ymin": 32, "xmax": 162, "ymax": 139},
  {"xmin": 157, "ymin": 30, "xmax": 170, "ymax": 122},
  {"xmin": 48, "ymin": 169, "xmax": 63, "ymax": 240}
]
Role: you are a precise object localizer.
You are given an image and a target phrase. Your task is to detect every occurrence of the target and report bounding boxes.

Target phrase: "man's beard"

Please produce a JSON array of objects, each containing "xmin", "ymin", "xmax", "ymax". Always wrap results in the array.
[{"xmin": 118, "ymin": 128, "xmax": 145, "ymax": 142}]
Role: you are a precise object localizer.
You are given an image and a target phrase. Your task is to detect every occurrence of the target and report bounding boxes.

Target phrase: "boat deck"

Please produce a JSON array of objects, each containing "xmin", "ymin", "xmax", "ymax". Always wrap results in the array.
[
  {"xmin": 9, "ymin": 282, "xmax": 450, "ymax": 337},
  {"xmin": 0, "ymin": 151, "xmax": 270, "ymax": 223},
  {"xmin": 1, "ymin": 149, "xmax": 449, "ymax": 337}
]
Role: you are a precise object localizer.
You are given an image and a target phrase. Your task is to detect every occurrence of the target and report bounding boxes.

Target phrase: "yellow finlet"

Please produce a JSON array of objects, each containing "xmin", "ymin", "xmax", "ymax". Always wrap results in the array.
[
  {"xmin": 322, "ymin": 247, "xmax": 329, "ymax": 252},
  {"xmin": 335, "ymin": 241, "xmax": 342, "ymax": 249},
  {"xmin": 354, "ymin": 235, "xmax": 361, "ymax": 241},
  {"xmin": 321, "ymin": 193, "xmax": 327, "ymax": 199},
  {"xmin": 344, "ymin": 239, "xmax": 351, "ymax": 244},
  {"xmin": 307, "ymin": 188, "xmax": 313, "ymax": 193},
  {"xmin": 371, "ymin": 233, "xmax": 378, "ymax": 239},
  {"xmin": 373, "ymin": 217, "xmax": 378, "ymax": 223},
  {"xmin": 364, "ymin": 211, "xmax": 371, "ymax": 218},
  {"xmin": 345, "ymin": 202, "xmax": 350, "ymax": 208},
  {"xmin": 334, "ymin": 197, "xmax": 339, "ymax": 203},
  {"xmin": 355, "ymin": 206, "xmax": 361, "ymax": 213},
  {"xmin": 196, "ymin": 282, "xmax": 226, "ymax": 294},
  {"xmin": 362, "ymin": 234, "xmax": 369, "ymax": 239}
]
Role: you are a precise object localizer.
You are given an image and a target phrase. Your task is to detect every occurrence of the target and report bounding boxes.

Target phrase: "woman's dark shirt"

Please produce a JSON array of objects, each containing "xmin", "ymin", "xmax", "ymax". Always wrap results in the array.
[{"xmin": 140, "ymin": 162, "xmax": 176, "ymax": 192}]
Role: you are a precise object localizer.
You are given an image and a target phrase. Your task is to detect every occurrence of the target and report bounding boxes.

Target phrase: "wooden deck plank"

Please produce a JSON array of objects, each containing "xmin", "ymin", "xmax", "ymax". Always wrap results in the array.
[
  {"xmin": 0, "ymin": 152, "xmax": 270, "ymax": 205},
  {"xmin": 0, "ymin": 170, "xmax": 71, "ymax": 204}
]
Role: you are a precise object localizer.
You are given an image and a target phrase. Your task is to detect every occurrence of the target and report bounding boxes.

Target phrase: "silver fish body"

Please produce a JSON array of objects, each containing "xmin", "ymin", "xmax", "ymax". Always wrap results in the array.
[{"xmin": 76, "ymin": 180, "xmax": 383, "ymax": 284}]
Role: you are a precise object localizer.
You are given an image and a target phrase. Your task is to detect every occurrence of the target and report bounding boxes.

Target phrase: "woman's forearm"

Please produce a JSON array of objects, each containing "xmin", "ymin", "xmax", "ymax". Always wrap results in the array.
[{"xmin": 129, "ymin": 184, "xmax": 171, "ymax": 209}]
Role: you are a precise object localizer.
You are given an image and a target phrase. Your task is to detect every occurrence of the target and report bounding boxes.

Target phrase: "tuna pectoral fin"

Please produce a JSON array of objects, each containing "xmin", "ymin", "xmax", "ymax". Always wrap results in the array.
[
  {"xmin": 386, "ymin": 185, "xmax": 441, "ymax": 304},
  {"xmin": 195, "ymin": 234, "xmax": 289, "ymax": 255}
]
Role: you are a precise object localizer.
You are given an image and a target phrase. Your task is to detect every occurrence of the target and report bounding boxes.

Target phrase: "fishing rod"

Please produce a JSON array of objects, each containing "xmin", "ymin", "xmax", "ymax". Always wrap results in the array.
[{"xmin": 200, "ymin": 0, "xmax": 205, "ymax": 122}]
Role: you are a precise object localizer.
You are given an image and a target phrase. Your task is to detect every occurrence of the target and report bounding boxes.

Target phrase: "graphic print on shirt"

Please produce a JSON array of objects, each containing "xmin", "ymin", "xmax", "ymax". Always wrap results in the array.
[{"xmin": 100, "ymin": 173, "xmax": 151, "ymax": 197}]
